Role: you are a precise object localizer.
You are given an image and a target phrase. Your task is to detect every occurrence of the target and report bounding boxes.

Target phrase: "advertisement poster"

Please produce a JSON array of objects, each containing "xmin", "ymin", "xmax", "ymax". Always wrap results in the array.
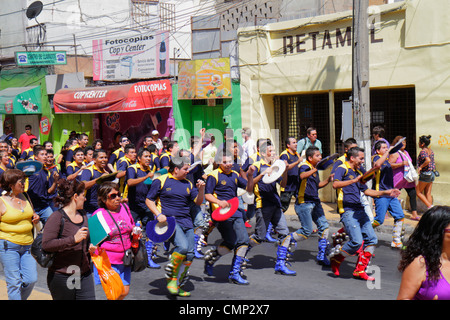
[
  {"xmin": 93, "ymin": 31, "xmax": 169, "ymax": 81},
  {"xmin": 178, "ymin": 58, "xmax": 232, "ymax": 100},
  {"xmin": 0, "ymin": 86, "xmax": 42, "ymax": 114}
]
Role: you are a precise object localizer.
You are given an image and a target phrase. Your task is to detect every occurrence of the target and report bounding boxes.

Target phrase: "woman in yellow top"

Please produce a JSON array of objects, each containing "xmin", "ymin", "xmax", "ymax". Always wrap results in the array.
[{"xmin": 0, "ymin": 169, "xmax": 40, "ymax": 300}]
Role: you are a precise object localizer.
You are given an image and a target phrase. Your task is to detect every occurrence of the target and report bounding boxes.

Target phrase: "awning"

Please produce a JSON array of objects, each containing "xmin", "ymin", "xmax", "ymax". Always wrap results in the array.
[
  {"xmin": 53, "ymin": 79, "xmax": 172, "ymax": 114},
  {"xmin": 0, "ymin": 86, "xmax": 42, "ymax": 114}
]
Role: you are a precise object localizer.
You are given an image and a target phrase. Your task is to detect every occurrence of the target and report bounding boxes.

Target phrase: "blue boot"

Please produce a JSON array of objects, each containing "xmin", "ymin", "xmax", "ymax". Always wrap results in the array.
[
  {"xmin": 228, "ymin": 255, "xmax": 249, "ymax": 285},
  {"xmin": 274, "ymin": 246, "xmax": 296, "ymax": 276},
  {"xmin": 194, "ymin": 234, "xmax": 204, "ymax": 259},
  {"xmin": 145, "ymin": 239, "xmax": 161, "ymax": 269},
  {"xmin": 204, "ymin": 247, "xmax": 220, "ymax": 276},
  {"xmin": 316, "ymin": 238, "xmax": 330, "ymax": 266},
  {"xmin": 265, "ymin": 222, "xmax": 277, "ymax": 243}
]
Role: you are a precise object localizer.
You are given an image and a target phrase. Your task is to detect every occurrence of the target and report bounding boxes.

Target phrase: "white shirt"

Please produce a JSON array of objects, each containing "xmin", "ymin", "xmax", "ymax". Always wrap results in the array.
[{"xmin": 242, "ymin": 138, "xmax": 257, "ymax": 164}]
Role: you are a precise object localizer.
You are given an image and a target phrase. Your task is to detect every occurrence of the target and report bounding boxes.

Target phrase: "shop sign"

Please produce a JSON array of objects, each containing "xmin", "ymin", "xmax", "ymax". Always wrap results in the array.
[
  {"xmin": 53, "ymin": 79, "xmax": 172, "ymax": 113},
  {"xmin": 15, "ymin": 51, "xmax": 67, "ymax": 66},
  {"xmin": 92, "ymin": 31, "xmax": 169, "ymax": 81},
  {"xmin": 178, "ymin": 58, "xmax": 232, "ymax": 100}
]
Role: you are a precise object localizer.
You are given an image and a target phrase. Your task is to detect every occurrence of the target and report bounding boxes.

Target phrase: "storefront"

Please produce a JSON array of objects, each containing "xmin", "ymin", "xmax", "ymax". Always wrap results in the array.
[
  {"xmin": 53, "ymin": 79, "xmax": 174, "ymax": 152},
  {"xmin": 0, "ymin": 67, "xmax": 52, "ymax": 145},
  {"xmin": 173, "ymin": 58, "xmax": 242, "ymax": 149},
  {"xmin": 237, "ymin": 0, "xmax": 450, "ymax": 205}
]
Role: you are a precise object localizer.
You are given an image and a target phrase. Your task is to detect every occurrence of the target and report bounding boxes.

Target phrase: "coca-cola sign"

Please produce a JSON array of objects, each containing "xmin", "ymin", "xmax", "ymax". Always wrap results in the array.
[{"xmin": 53, "ymin": 79, "xmax": 172, "ymax": 113}]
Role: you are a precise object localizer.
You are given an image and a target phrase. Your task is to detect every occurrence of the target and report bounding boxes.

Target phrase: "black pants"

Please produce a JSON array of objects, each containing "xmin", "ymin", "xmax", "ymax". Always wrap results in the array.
[
  {"xmin": 47, "ymin": 271, "xmax": 96, "ymax": 300},
  {"xmin": 404, "ymin": 187, "xmax": 417, "ymax": 212}
]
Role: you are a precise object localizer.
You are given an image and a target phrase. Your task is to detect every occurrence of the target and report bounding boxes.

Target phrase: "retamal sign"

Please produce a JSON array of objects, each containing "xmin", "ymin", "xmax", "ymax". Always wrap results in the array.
[{"xmin": 178, "ymin": 58, "xmax": 232, "ymax": 100}]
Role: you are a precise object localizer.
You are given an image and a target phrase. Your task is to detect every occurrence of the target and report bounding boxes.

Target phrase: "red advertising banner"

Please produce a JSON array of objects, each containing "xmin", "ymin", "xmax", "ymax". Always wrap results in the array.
[{"xmin": 53, "ymin": 79, "xmax": 172, "ymax": 113}]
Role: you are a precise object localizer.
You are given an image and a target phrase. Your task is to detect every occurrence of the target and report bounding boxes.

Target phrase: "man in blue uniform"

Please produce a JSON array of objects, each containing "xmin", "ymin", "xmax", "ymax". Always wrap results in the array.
[
  {"xmin": 291, "ymin": 146, "xmax": 334, "ymax": 266},
  {"xmin": 203, "ymin": 147, "xmax": 255, "ymax": 285},
  {"xmin": 371, "ymin": 140, "xmax": 405, "ymax": 248},
  {"xmin": 26, "ymin": 145, "xmax": 58, "ymax": 224},
  {"xmin": 79, "ymin": 149, "xmax": 109, "ymax": 217},
  {"xmin": 279, "ymin": 137, "xmax": 302, "ymax": 212},
  {"xmin": 146, "ymin": 156, "xmax": 205, "ymax": 296},
  {"xmin": 331, "ymin": 147, "xmax": 400, "ymax": 280},
  {"xmin": 247, "ymin": 142, "xmax": 296, "ymax": 275}
]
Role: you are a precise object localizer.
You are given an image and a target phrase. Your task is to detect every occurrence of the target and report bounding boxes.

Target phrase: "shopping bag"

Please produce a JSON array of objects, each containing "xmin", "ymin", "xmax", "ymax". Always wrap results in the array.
[{"xmin": 91, "ymin": 248, "xmax": 124, "ymax": 300}]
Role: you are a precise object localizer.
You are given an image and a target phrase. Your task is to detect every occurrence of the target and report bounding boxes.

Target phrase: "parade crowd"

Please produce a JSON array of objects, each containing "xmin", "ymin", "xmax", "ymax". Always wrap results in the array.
[{"xmin": 0, "ymin": 123, "xmax": 448, "ymax": 301}]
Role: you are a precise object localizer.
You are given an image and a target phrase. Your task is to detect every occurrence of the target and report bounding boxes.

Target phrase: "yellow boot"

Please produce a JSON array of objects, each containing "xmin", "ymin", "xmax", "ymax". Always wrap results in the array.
[{"xmin": 165, "ymin": 252, "xmax": 186, "ymax": 295}]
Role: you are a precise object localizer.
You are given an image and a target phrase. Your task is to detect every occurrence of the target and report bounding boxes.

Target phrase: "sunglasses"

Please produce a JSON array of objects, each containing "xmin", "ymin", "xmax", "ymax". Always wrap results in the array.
[
  {"xmin": 445, "ymin": 229, "xmax": 450, "ymax": 234},
  {"xmin": 108, "ymin": 192, "xmax": 121, "ymax": 200}
]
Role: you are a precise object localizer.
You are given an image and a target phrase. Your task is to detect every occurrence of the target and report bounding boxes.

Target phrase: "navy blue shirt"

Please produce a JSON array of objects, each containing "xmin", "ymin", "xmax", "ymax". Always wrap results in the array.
[
  {"xmin": 333, "ymin": 162, "xmax": 368, "ymax": 214},
  {"xmin": 126, "ymin": 163, "xmax": 152, "ymax": 212},
  {"xmin": 297, "ymin": 161, "xmax": 320, "ymax": 204},
  {"xmin": 160, "ymin": 152, "xmax": 174, "ymax": 169},
  {"xmin": 80, "ymin": 165, "xmax": 108, "ymax": 214},
  {"xmin": 252, "ymin": 160, "xmax": 282, "ymax": 209},
  {"xmin": 26, "ymin": 168, "xmax": 52, "ymax": 211},
  {"xmin": 205, "ymin": 168, "xmax": 247, "ymax": 218},
  {"xmin": 146, "ymin": 173, "xmax": 199, "ymax": 229},
  {"xmin": 372, "ymin": 154, "xmax": 394, "ymax": 196},
  {"xmin": 279, "ymin": 149, "xmax": 300, "ymax": 193}
]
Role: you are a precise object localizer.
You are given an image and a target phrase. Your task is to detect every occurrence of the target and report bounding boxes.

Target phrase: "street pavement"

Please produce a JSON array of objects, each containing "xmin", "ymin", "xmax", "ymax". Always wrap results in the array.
[{"xmin": 0, "ymin": 202, "xmax": 420, "ymax": 301}]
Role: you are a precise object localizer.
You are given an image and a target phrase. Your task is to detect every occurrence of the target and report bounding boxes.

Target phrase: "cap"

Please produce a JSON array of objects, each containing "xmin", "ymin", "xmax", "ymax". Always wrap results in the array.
[{"xmin": 152, "ymin": 130, "xmax": 159, "ymax": 135}]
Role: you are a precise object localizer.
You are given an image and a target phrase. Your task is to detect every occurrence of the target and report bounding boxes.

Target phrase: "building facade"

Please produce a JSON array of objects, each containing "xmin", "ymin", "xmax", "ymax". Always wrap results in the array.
[{"xmin": 238, "ymin": 0, "xmax": 450, "ymax": 205}]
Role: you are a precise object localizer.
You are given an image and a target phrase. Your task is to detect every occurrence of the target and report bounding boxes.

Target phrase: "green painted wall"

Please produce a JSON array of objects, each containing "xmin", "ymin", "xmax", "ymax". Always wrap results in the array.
[
  {"xmin": 172, "ymin": 81, "xmax": 242, "ymax": 149},
  {"xmin": 0, "ymin": 67, "xmax": 93, "ymax": 156}
]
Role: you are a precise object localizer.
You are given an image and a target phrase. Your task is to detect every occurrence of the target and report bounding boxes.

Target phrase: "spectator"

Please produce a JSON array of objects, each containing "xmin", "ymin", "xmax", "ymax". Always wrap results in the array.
[
  {"xmin": 297, "ymin": 127, "xmax": 322, "ymax": 156},
  {"xmin": 92, "ymin": 182, "xmax": 135, "ymax": 300},
  {"xmin": 416, "ymin": 135, "xmax": 435, "ymax": 209},
  {"xmin": 389, "ymin": 136, "xmax": 419, "ymax": 220},
  {"xmin": 241, "ymin": 127, "xmax": 257, "ymax": 165},
  {"xmin": 397, "ymin": 206, "xmax": 450, "ymax": 300},
  {"xmin": 18, "ymin": 124, "xmax": 37, "ymax": 151},
  {"xmin": 0, "ymin": 169, "xmax": 40, "ymax": 300},
  {"xmin": 42, "ymin": 179, "xmax": 96, "ymax": 300},
  {"xmin": 371, "ymin": 126, "xmax": 390, "ymax": 156}
]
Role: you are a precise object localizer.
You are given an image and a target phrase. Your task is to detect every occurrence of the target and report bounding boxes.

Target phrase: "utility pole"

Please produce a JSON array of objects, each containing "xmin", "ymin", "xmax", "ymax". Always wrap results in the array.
[
  {"xmin": 352, "ymin": 0, "xmax": 371, "ymax": 170},
  {"xmin": 73, "ymin": 34, "xmax": 79, "ymax": 73}
]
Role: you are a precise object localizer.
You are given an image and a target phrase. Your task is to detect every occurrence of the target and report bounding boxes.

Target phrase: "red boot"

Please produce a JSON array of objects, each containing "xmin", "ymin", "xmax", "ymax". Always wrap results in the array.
[
  {"xmin": 330, "ymin": 254, "xmax": 345, "ymax": 277},
  {"xmin": 353, "ymin": 250, "xmax": 375, "ymax": 281}
]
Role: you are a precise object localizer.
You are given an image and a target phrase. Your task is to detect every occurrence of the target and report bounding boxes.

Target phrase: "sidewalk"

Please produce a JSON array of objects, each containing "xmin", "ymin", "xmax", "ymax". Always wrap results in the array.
[{"xmin": 0, "ymin": 201, "xmax": 419, "ymax": 301}]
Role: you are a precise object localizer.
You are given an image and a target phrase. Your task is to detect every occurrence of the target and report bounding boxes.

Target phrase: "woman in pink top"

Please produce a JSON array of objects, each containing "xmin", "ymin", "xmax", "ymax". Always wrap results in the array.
[
  {"xmin": 92, "ymin": 182, "xmax": 135, "ymax": 300},
  {"xmin": 397, "ymin": 206, "xmax": 450, "ymax": 300},
  {"xmin": 389, "ymin": 136, "xmax": 419, "ymax": 220}
]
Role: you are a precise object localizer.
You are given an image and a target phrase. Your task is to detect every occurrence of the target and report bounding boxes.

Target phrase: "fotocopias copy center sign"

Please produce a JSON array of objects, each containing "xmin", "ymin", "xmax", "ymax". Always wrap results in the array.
[{"xmin": 93, "ymin": 31, "xmax": 169, "ymax": 81}]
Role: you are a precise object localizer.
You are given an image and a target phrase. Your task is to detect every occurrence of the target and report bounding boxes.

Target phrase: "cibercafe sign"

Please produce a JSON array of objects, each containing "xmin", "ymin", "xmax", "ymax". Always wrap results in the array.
[{"xmin": 282, "ymin": 26, "xmax": 382, "ymax": 55}]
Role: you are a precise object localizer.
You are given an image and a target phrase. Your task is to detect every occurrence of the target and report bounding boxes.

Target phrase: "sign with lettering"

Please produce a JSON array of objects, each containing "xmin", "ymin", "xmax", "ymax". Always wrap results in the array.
[
  {"xmin": 282, "ymin": 27, "xmax": 383, "ymax": 55},
  {"xmin": 53, "ymin": 79, "xmax": 172, "ymax": 113},
  {"xmin": 92, "ymin": 31, "xmax": 169, "ymax": 81},
  {"xmin": 15, "ymin": 51, "xmax": 67, "ymax": 66}
]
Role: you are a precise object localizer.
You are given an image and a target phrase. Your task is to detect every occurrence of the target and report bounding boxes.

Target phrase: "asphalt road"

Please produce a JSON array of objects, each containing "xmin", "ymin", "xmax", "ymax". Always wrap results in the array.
[{"xmin": 0, "ymin": 212, "xmax": 407, "ymax": 305}]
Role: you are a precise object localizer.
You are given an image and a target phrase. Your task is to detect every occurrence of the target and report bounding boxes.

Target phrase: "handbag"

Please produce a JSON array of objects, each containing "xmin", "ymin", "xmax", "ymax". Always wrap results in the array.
[
  {"xmin": 131, "ymin": 238, "xmax": 148, "ymax": 272},
  {"xmin": 91, "ymin": 248, "xmax": 124, "ymax": 300},
  {"xmin": 399, "ymin": 151, "xmax": 418, "ymax": 183},
  {"xmin": 31, "ymin": 213, "xmax": 65, "ymax": 268}
]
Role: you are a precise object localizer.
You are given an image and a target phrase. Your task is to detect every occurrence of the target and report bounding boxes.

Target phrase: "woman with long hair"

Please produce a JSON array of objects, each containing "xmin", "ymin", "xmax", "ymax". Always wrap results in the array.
[
  {"xmin": 397, "ymin": 206, "xmax": 450, "ymax": 300},
  {"xmin": 416, "ymin": 135, "xmax": 435, "ymax": 208},
  {"xmin": 42, "ymin": 179, "xmax": 96, "ymax": 300}
]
